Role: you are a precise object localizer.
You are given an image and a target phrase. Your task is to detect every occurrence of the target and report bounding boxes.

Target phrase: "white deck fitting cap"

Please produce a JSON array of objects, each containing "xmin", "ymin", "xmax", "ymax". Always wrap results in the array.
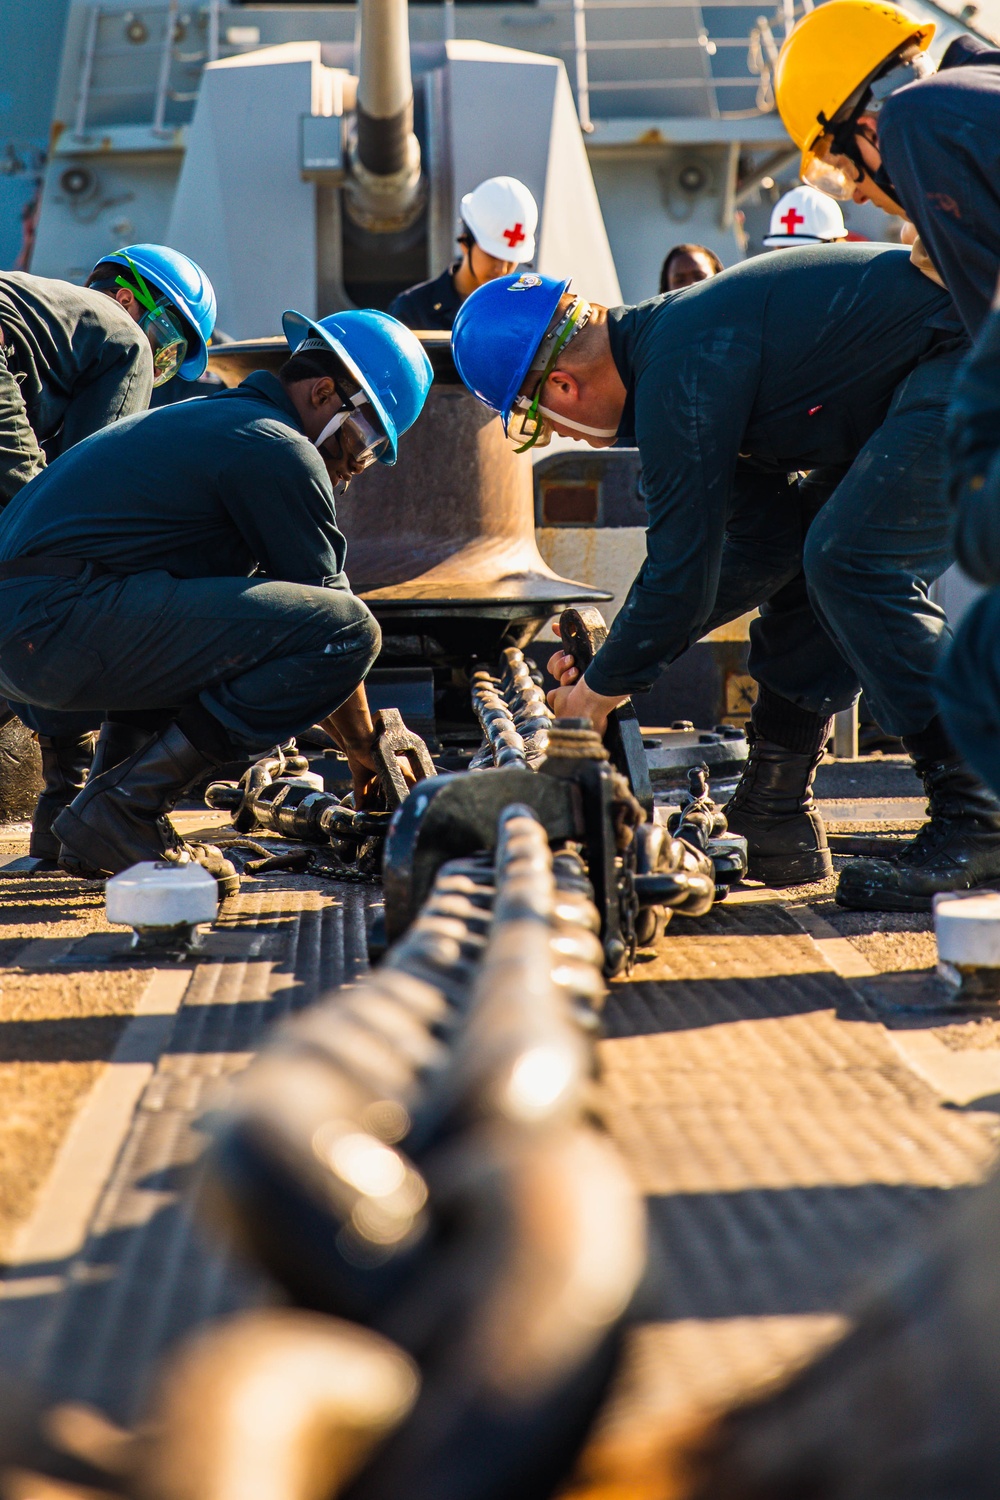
[
  {"xmin": 934, "ymin": 892, "xmax": 1000, "ymax": 968},
  {"xmin": 106, "ymin": 861, "xmax": 219, "ymax": 929}
]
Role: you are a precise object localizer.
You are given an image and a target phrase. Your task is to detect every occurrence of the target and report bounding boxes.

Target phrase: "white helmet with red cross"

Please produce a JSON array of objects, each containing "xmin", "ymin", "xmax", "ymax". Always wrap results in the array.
[
  {"xmin": 763, "ymin": 184, "xmax": 847, "ymax": 248},
  {"xmin": 460, "ymin": 176, "xmax": 538, "ymax": 263}
]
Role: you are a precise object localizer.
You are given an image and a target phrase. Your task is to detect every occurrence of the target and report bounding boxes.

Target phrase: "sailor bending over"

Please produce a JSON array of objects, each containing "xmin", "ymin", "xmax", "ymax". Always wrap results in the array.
[{"xmin": 451, "ymin": 250, "xmax": 1000, "ymax": 912}]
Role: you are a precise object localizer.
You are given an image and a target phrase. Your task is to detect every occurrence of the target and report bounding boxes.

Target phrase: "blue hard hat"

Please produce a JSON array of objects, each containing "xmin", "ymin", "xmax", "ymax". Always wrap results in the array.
[
  {"xmin": 451, "ymin": 271, "xmax": 569, "ymax": 432},
  {"xmin": 101, "ymin": 244, "xmax": 216, "ymax": 381},
  {"xmin": 282, "ymin": 308, "xmax": 433, "ymax": 465}
]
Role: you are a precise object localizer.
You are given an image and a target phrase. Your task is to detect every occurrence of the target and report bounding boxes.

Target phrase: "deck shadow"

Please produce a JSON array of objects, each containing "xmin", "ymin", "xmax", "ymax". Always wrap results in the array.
[
  {"xmin": 640, "ymin": 1181, "xmax": 968, "ymax": 1322},
  {"xmin": 604, "ymin": 967, "xmax": 869, "ymax": 1039}
]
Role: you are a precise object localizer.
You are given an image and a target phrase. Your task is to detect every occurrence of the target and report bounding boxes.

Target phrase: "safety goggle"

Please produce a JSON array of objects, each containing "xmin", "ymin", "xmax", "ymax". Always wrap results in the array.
[
  {"xmin": 314, "ymin": 385, "xmax": 389, "ymax": 471},
  {"xmin": 805, "ymin": 51, "xmax": 932, "ymax": 203},
  {"xmin": 803, "ymin": 143, "xmax": 862, "ymax": 202},
  {"xmin": 509, "ymin": 298, "xmax": 588, "ymax": 453},
  {"xmin": 509, "ymin": 400, "xmax": 555, "ymax": 451},
  {"xmin": 139, "ymin": 302, "xmax": 188, "ymax": 386},
  {"xmin": 115, "ymin": 257, "xmax": 188, "ymax": 386}
]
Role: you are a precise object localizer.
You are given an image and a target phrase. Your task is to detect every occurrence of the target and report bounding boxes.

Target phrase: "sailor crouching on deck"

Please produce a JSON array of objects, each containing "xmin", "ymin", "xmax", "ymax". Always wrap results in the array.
[
  {"xmin": 0, "ymin": 244, "xmax": 218, "ymax": 852},
  {"xmin": 450, "ymin": 252, "xmax": 1000, "ymax": 913},
  {"xmin": 0, "ymin": 309, "xmax": 432, "ymax": 891}
]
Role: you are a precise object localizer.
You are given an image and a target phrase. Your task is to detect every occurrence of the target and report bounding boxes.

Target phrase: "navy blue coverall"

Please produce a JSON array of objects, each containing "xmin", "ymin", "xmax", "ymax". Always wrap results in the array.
[
  {"xmin": 0, "ymin": 272, "xmax": 153, "ymax": 506},
  {"xmin": 859, "ymin": 35, "xmax": 1000, "ymax": 785},
  {"xmin": 879, "ymin": 34, "xmax": 1000, "ymax": 335},
  {"xmin": 0, "ymin": 372, "xmax": 380, "ymax": 753},
  {"xmin": 935, "ymin": 305, "xmax": 1000, "ymax": 790},
  {"xmin": 388, "ymin": 265, "xmax": 462, "ymax": 331},
  {"xmin": 583, "ymin": 243, "xmax": 967, "ymax": 739}
]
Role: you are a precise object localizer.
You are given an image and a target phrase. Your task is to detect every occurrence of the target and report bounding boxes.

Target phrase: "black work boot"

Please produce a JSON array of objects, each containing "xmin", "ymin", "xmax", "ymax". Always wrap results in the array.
[
  {"xmin": 31, "ymin": 722, "xmax": 155, "ymax": 862},
  {"xmin": 53, "ymin": 721, "xmax": 239, "ymax": 897},
  {"xmin": 724, "ymin": 729, "xmax": 833, "ymax": 885},
  {"xmin": 88, "ymin": 720, "xmax": 153, "ymax": 781},
  {"xmin": 723, "ymin": 688, "xmax": 834, "ymax": 886},
  {"xmin": 29, "ymin": 734, "xmax": 95, "ymax": 861},
  {"xmin": 837, "ymin": 724, "xmax": 1000, "ymax": 911}
]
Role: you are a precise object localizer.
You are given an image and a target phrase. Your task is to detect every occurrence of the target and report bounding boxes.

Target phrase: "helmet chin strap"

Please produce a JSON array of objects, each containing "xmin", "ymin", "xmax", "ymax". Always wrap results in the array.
[
  {"xmin": 537, "ymin": 403, "xmax": 619, "ymax": 439},
  {"xmin": 872, "ymin": 161, "xmax": 903, "ymax": 209}
]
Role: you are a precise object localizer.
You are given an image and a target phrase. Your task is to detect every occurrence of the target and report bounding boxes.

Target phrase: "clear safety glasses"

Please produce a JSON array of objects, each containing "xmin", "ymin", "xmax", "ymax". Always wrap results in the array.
[
  {"xmin": 314, "ymin": 385, "xmax": 390, "ymax": 472},
  {"xmin": 509, "ymin": 298, "xmax": 589, "ymax": 453}
]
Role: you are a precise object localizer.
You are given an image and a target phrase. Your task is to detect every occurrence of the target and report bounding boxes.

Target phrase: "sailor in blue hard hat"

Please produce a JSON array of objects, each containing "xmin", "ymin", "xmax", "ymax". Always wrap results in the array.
[
  {"xmin": 452, "ymin": 271, "xmax": 623, "ymax": 453},
  {"xmin": 0, "ymin": 305, "xmax": 432, "ymax": 884},
  {"xmin": 0, "ymin": 241, "xmax": 218, "ymax": 861},
  {"xmin": 86, "ymin": 243, "xmax": 217, "ymax": 386},
  {"xmin": 452, "ymin": 259, "xmax": 1000, "ymax": 916},
  {"xmin": 0, "ymin": 242, "xmax": 217, "ymax": 512},
  {"xmin": 282, "ymin": 307, "xmax": 432, "ymax": 474}
]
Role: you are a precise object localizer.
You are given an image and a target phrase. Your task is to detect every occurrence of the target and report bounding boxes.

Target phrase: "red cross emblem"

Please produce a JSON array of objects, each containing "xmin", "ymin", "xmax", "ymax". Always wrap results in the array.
[
  {"xmin": 502, "ymin": 222, "xmax": 526, "ymax": 249},
  {"xmin": 780, "ymin": 207, "xmax": 806, "ymax": 234}
]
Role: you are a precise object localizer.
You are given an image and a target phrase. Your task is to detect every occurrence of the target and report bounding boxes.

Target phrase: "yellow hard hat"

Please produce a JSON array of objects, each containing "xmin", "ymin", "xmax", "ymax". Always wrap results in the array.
[{"xmin": 775, "ymin": 1, "xmax": 935, "ymax": 189}]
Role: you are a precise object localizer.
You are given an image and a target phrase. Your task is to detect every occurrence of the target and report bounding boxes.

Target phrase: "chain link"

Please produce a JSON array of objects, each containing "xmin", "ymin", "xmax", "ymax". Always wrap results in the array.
[
  {"xmin": 608, "ymin": 768, "xmax": 643, "ymax": 973},
  {"xmin": 619, "ymin": 850, "xmax": 639, "ymax": 974},
  {"xmin": 227, "ymin": 836, "xmax": 383, "ymax": 885},
  {"xmin": 471, "ymin": 646, "xmax": 554, "ymax": 769},
  {"xmin": 315, "ymin": 863, "xmax": 383, "ymax": 886}
]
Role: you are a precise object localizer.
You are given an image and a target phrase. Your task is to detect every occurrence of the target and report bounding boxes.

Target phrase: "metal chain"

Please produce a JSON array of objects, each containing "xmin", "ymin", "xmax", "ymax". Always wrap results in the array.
[
  {"xmin": 618, "ymin": 845, "xmax": 639, "ymax": 973},
  {"xmin": 471, "ymin": 646, "xmax": 554, "ymax": 769},
  {"xmin": 608, "ymin": 768, "xmax": 643, "ymax": 972},
  {"xmin": 315, "ymin": 864, "xmax": 383, "ymax": 886},
  {"xmin": 227, "ymin": 836, "xmax": 383, "ymax": 885}
]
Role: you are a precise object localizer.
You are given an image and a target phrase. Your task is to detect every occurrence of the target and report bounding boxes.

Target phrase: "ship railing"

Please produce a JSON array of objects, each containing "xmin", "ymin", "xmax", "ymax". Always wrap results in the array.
[
  {"xmin": 73, "ymin": 0, "xmax": 222, "ymax": 142},
  {"xmin": 540, "ymin": 0, "xmax": 815, "ymax": 131}
]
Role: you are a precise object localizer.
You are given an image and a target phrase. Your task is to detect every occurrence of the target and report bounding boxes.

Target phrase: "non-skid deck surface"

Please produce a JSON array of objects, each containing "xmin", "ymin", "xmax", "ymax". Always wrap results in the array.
[
  {"xmin": 0, "ymin": 817, "xmax": 997, "ymax": 1461},
  {"xmin": 575, "ymin": 896, "xmax": 1000, "ymax": 1480},
  {"xmin": 0, "ymin": 875, "xmax": 377, "ymax": 1422}
]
